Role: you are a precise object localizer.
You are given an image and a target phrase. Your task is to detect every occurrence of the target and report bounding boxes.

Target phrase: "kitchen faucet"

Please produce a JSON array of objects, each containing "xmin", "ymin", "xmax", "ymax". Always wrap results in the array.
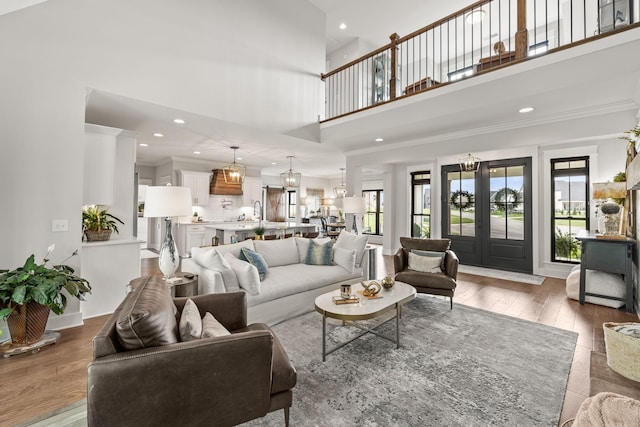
[{"xmin": 253, "ymin": 200, "xmax": 263, "ymax": 227}]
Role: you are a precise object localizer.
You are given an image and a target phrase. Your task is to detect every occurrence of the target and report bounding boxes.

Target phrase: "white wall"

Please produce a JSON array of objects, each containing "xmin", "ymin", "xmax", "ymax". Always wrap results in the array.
[{"xmin": 0, "ymin": 0, "xmax": 325, "ymax": 332}]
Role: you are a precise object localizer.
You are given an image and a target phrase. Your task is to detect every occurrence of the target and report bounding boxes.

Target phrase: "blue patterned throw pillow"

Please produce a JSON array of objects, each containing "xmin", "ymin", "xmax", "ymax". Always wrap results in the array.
[
  {"xmin": 240, "ymin": 247, "xmax": 268, "ymax": 281},
  {"xmin": 305, "ymin": 240, "xmax": 334, "ymax": 266}
]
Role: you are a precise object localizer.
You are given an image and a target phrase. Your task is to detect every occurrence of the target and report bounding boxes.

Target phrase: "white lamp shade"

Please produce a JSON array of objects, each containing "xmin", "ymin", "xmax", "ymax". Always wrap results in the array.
[
  {"xmin": 143, "ymin": 186, "xmax": 193, "ymax": 217},
  {"xmin": 343, "ymin": 196, "xmax": 366, "ymax": 214}
]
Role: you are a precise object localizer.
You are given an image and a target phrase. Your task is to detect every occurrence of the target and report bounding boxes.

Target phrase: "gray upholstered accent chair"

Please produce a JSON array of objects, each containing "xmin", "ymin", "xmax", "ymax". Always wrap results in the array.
[
  {"xmin": 393, "ymin": 237, "xmax": 459, "ymax": 309},
  {"xmin": 88, "ymin": 277, "xmax": 296, "ymax": 427}
]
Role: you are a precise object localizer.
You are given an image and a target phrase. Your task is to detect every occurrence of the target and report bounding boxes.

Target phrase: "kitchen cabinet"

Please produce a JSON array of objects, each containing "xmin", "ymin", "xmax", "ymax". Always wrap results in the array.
[
  {"xmin": 177, "ymin": 223, "xmax": 206, "ymax": 256},
  {"xmin": 242, "ymin": 176, "xmax": 263, "ymax": 207},
  {"xmin": 177, "ymin": 170, "xmax": 212, "ymax": 206}
]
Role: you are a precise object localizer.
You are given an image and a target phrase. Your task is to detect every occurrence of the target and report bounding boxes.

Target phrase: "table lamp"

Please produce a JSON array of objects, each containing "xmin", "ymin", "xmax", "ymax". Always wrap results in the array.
[
  {"xmin": 144, "ymin": 185, "xmax": 192, "ymax": 281},
  {"xmin": 592, "ymin": 182, "xmax": 626, "ymax": 236},
  {"xmin": 343, "ymin": 196, "xmax": 367, "ymax": 235}
]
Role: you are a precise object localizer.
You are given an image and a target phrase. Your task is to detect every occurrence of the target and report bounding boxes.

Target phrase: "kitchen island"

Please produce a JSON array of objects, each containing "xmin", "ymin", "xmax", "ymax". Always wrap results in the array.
[{"xmin": 205, "ymin": 222, "xmax": 317, "ymax": 244}]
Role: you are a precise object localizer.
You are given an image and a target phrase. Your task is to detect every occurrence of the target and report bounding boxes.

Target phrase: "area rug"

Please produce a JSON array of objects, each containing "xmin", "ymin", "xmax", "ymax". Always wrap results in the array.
[
  {"xmin": 24, "ymin": 296, "xmax": 576, "ymax": 427},
  {"xmin": 458, "ymin": 264, "xmax": 546, "ymax": 285}
]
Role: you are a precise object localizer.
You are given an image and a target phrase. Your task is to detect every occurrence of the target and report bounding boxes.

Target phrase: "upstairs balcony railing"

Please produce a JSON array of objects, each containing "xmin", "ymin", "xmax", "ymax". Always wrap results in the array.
[{"xmin": 322, "ymin": 0, "xmax": 639, "ymax": 121}]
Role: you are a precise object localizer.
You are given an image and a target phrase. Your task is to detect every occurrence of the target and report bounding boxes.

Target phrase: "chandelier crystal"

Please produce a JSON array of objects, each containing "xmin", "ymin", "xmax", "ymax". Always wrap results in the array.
[
  {"xmin": 223, "ymin": 146, "xmax": 246, "ymax": 184},
  {"xmin": 280, "ymin": 155, "xmax": 301, "ymax": 188},
  {"xmin": 334, "ymin": 168, "xmax": 347, "ymax": 198}
]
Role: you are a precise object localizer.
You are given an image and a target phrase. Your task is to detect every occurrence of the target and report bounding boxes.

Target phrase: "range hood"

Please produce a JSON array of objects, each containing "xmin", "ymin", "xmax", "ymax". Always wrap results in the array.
[{"xmin": 210, "ymin": 169, "xmax": 243, "ymax": 196}]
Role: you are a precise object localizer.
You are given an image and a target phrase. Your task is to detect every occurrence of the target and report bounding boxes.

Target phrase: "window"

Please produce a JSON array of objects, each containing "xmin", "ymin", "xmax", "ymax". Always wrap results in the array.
[
  {"xmin": 551, "ymin": 157, "xmax": 589, "ymax": 263},
  {"xmin": 287, "ymin": 190, "xmax": 296, "ymax": 218},
  {"xmin": 362, "ymin": 189, "xmax": 383, "ymax": 235},
  {"xmin": 411, "ymin": 172, "xmax": 431, "ymax": 238},
  {"xmin": 306, "ymin": 188, "xmax": 324, "ymax": 217}
]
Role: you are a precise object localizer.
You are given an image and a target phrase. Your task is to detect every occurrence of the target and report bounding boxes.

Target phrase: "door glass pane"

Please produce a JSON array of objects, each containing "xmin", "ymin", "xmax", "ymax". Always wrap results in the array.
[
  {"xmin": 448, "ymin": 171, "xmax": 475, "ymax": 237},
  {"xmin": 490, "ymin": 167, "xmax": 506, "ymax": 239},
  {"xmin": 489, "ymin": 165, "xmax": 525, "ymax": 240},
  {"xmin": 506, "ymin": 166, "xmax": 524, "ymax": 240}
]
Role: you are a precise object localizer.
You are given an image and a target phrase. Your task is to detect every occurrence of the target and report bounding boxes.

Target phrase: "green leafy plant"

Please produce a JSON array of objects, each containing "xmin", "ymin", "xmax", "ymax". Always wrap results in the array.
[
  {"xmin": 82, "ymin": 205, "xmax": 124, "ymax": 233},
  {"xmin": 620, "ymin": 126, "xmax": 640, "ymax": 146},
  {"xmin": 252, "ymin": 226, "xmax": 266, "ymax": 236},
  {"xmin": 554, "ymin": 227, "xmax": 579, "ymax": 260},
  {"xmin": 0, "ymin": 245, "xmax": 91, "ymax": 320}
]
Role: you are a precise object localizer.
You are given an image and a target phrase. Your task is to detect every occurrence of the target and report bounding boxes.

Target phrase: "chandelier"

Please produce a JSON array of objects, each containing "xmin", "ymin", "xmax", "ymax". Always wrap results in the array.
[
  {"xmin": 280, "ymin": 155, "xmax": 301, "ymax": 188},
  {"xmin": 223, "ymin": 146, "xmax": 246, "ymax": 184},
  {"xmin": 459, "ymin": 153, "xmax": 480, "ymax": 172},
  {"xmin": 334, "ymin": 168, "xmax": 347, "ymax": 198}
]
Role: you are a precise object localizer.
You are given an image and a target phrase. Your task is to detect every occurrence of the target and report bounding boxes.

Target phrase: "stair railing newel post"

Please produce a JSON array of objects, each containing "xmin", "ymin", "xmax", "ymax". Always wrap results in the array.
[
  {"xmin": 389, "ymin": 32, "xmax": 399, "ymax": 100},
  {"xmin": 515, "ymin": 0, "xmax": 529, "ymax": 60}
]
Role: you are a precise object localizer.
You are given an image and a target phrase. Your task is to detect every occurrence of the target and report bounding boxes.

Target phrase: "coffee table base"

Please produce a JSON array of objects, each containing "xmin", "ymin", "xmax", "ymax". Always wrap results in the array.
[{"xmin": 321, "ymin": 303, "xmax": 402, "ymax": 362}]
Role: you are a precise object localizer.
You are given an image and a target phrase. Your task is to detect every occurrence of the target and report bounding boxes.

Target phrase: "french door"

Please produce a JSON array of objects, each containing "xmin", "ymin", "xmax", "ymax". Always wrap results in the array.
[{"xmin": 441, "ymin": 157, "xmax": 532, "ymax": 273}]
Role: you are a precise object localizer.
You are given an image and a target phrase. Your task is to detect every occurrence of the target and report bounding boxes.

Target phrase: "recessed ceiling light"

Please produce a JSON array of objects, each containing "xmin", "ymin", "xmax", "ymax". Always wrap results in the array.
[
  {"xmin": 272, "ymin": 162, "xmax": 277, "ymax": 165},
  {"xmin": 237, "ymin": 157, "xmax": 243, "ymax": 161},
  {"xmin": 139, "ymin": 143, "xmax": 148, "ymax": 147},
  {"xmin": 339, "ymin": 23, "xmax": 347, "ymax": 30},
  {"xmin": 153, "ymin": 133, "xmax": 164, "ymax": 137},
  {"xmin": 465, "ymin": 9, "xmax": 485, "ymax": 25},
  {"xmin": 519, "ymin": 107, "xmax": 535, "ymax": 113},
  {"xmin": 193, "ymin": 151, "xmax": 200, "ymax": 154},
  {"xmin": 173, "ymin": 118, "xmax": 185, "ymax": 124},
  {"xmin": 375, "ymin": 138, "xmax": 384, "ymax": 142}
]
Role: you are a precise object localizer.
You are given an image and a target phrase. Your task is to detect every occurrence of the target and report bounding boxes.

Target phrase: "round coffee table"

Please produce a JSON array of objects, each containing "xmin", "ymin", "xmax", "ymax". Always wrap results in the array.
[{"xmin": 314, "ymin": 281, "xmax": 416, "ymax": 361}]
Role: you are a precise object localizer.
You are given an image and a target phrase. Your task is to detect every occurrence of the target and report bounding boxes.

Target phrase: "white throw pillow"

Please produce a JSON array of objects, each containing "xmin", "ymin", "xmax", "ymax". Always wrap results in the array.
[
  {"xmin": 335, "ymin": 230, "xmax": 369, "ymax": 267},
  {"xmin": 254, "ymin": 238, "xmax": 299, "ymax": 267},
  {"xmin": 201, "ymin": 312, "xmax": 231, "ymax": 338},
  {"xmin": 193, "ymin": 247, "xmax": 240, "ymax": 292},
  {"xmin": 179, "ymin": 299, "xmax": 202, "ymax": 341},
  {"xmin": 295, "ymin": 237, "xmax": 332, "ymax": 263},
  {"xmin": 333, "ymin": 246, "xmax": 356, "ymax": 273},
  {"xmin": 408, "ymin": 251, "xmax": 442, "ymax": 273},
  {"xmin": 214, "ymin": 239, "xmax": 255, "ymax": 258},
  {"xmin": 224, "ymin": 252, "xmax": 261, "ymax": 295}
]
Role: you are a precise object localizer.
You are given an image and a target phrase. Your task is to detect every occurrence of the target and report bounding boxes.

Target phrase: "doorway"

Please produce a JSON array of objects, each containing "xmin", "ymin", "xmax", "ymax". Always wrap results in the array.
[{"xmin": 441, "ymin": 157, "xmax": 532, "ymax": 273}]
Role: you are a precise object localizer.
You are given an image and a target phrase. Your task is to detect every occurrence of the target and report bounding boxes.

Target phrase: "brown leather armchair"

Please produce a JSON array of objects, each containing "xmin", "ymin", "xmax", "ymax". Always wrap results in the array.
[
  {"xmin": 88, "ymin": 282, "xmax": 296, "ymax": 427},
  {"xmin": 393, "ymin": 237, "xmax": 459, "ymax": 309}
]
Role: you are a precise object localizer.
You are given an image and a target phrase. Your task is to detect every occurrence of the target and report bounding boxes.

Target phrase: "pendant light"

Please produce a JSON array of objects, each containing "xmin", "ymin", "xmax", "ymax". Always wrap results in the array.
[
  {"xmin": 459, "ymin": 153, "xmax": 480, "ymax": 172},
  {"xmin": 223, "ymin": 146, "xmax": 246, "ymax": 184},
  {"xmin": 280, "ymin": 155, "xmax": 301, "ymax": 188},
  {"xmin": 334, "ymin": 168, "xmax": 347, "ymax": 198}
]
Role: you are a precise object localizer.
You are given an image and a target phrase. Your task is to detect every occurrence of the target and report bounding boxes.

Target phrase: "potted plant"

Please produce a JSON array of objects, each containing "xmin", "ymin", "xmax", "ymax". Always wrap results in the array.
[
  {"xmin": 252, "ymin": 225, "xmax": 266, "ymax": 240},
  {"xmin": 0, "ymin": 245, "xmax": 91, "ymax": 344},
  {"xmin": 82, "ymin": 205, "xmax": 124, "ymax": 241}
]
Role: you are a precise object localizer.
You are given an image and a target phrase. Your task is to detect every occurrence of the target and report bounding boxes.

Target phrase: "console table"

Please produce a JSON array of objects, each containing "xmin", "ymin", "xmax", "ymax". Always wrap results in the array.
[{"xmin": 575, "ymin": 231, "xmax": 636, "ymax": 313}]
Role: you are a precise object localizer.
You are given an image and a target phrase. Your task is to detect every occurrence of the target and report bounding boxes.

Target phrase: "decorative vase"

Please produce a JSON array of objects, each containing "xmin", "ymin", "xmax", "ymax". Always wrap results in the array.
[
  {"xmin": 6, "ymin": 302, "xmax": 50, "ymax": 344},
  {"xmin": 255, "ymin": 235, "xmax": 264, "ymax": 240},
  {"xmin": 84, "ymin": 229, "xmax": 112, "ymax": 241},
  {"xmin": 382, "ymin": 276, "xmax": 395, "ymax": 289}
]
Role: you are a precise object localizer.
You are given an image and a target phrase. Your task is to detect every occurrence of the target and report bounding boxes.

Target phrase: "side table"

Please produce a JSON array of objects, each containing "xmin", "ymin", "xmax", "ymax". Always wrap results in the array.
[{"xmin": 129, "ymin": 273, "xmax": 198, "ymax": 297}]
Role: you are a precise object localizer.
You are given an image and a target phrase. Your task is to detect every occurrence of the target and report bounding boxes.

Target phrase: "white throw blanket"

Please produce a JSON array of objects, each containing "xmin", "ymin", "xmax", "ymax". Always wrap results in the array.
[{"xmin": 573, "ymin": 392, "xmax": 640, "ymax": 426}]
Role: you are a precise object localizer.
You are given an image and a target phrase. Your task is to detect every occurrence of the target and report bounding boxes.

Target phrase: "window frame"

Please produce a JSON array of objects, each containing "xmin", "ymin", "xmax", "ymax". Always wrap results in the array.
[
  {"xmin": 411, "ymin": 171, "xmax": 431, "ymax": 238},
  {"xmin": 362, "ymin": 189, "xmax": 383, "ymax": 235}
]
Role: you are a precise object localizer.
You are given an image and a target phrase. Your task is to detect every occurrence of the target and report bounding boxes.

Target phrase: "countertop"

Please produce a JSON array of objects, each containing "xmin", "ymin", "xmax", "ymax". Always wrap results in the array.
[{"xmin": 204, "ymin": 222, "xmax": 316, "ymax": 231}]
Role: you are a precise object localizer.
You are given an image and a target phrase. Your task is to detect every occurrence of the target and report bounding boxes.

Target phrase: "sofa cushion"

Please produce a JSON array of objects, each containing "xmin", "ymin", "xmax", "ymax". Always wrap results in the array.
[
  {"xmin": 224, "ymin": 252, "xmax": 261, "ymax": 295},
  {"xmin": 335, "ymin": 231, "xmax": 369, "ymax": 267},
  {"xmin": 116, "ymin": 277, "xmax": 179, "ymax": 350},
  {"xmin": 295, "ymin": 237, "xmax": 332, "ymax": 263},
  {"xmin": 305, "ymin": 240, "xmax": 334, "ymax": 265},
  {"xmin": 214, "ymin": 239, "xmax": 255, "ymax": 258},
  {"xmin": 193, "ymin": 247, "xmax": 240, "ymax": 292},
  {"xmin": 400, "ymin": 237, "xmax": 450, "ymax": 259},
  {"xmin": 179, "ymin": 298, "xmax": 202, "ymax": 341},
  {"xmin": 411, "ymin": 249, "xmax": 445, "ymax": 271},
  {"xmin": 240, "ymin": 247, "xmax": 269, "ymax": 281},
  {"xmin": 333, "ymin": 246, "xmax": 356, "ymax": 273},
  {"xmin": 408, "ymin": 251, "xmax": 442, "ymax": 273},
  {"xmin": 202, "ymin": 312, "xmax": 231, "ymax": 338},
  {"xmin": 253, "ymin": 237, "xmax": 299, "ymax": 267},
  {"xmin": 395, "ymin": 270, "xmax": 456, "ymax": 290}
]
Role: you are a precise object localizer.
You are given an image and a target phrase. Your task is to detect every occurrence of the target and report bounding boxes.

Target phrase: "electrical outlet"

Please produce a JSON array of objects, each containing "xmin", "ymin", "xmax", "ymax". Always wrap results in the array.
[{"xmin": 52, "ymin": 219, "xmax": 68, "ymax": 232}]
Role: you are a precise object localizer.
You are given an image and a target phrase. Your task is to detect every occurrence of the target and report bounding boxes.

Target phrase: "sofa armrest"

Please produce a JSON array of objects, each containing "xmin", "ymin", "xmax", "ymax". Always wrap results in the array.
[
  {"xmin": 174, "ymin": 291, "xmax": 247, "ymax": 331},
  {"xmin": 444, "ymin": 250, "xmax": 459, "ymax": 280},
  {"xmin": 88, "ymin": 330, "xmax": 274, "ymax": 427},
  {"xmin": 181, "ymin": 257, "xmax": 226, "ymax": 294},
  {"xmin": 393, "ymin": 247, "xmax": 406, "ymax": 274}
]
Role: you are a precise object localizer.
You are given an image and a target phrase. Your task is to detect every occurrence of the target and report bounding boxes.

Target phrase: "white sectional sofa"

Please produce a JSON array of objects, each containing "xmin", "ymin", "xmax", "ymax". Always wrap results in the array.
[{"xmin": 181, "ymin": 231, "xmax": 371, "ymax": 325}]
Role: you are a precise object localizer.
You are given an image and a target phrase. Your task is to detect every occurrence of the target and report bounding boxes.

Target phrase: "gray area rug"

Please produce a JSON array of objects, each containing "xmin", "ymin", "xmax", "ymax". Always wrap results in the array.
[{"xmin": 25, "ymin": 295, "xmax": 576, "ymax": 427}]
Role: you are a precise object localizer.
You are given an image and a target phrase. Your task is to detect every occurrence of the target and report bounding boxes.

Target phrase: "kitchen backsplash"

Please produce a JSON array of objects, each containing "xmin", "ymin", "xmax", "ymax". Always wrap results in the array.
[{"xmin": 189, "ymin": 195, "xmax": 256, "ymax": 222}]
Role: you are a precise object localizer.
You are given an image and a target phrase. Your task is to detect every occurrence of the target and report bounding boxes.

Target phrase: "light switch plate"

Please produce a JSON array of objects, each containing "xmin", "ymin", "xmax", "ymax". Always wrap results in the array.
[{"xmin": 52, "ymin": 219, "xmax": 68, "ymax": 232}]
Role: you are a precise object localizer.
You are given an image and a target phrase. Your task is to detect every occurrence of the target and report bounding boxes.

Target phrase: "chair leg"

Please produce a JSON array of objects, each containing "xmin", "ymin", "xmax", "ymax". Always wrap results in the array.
[
  {"xmin": 284, "ymin": 407, "xmax": 290, "ymax": 427},
  {"xmin": 450, "ymin": 296, "xmax": 453, "ymax": 310}
]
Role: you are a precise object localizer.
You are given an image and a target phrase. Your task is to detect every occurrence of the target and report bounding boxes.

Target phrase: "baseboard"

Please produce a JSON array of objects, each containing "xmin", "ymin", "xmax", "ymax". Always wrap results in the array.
[{"xmin": 46, "ymin": 311, "xmax": 84, "ymax": 331}]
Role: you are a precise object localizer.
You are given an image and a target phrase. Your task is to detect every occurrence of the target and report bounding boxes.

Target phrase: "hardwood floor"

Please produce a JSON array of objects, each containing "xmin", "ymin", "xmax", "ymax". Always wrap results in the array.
[{"xmin": 0, "ymin": 250, "xmax": 637, "ymax": 426}]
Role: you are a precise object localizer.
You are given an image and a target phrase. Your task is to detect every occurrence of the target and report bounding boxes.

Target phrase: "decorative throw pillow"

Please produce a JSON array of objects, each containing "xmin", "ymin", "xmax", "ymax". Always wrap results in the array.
[
  {"xmin": 224, "ymin": 252, "xmax": 261, "ymax": 295},
  {"xmin": 411, "ymin": 249, "xmax": 445, "ymax": 271},
  {"xmin": 335, "ymin": 230, "xmax": 369, "ymax": 267},
  {"xmin": 408, "ymin": 251, "xmax": 443, "ymax": 273},
  {"xmin": 193, "ymin": 247, "xmax": 240, "ymax": 292},
  {"xmin": 333, "ymin": 246, "xmax": 356, "ymax": 273},
  {"xmin": 253, "ymin": 238, "xmax": 299, "ymax": 267},
  {"xmin": 179, "ymin": 298, "xmax": 202, "ymax": 341},
  {"xmin": 295, "ymin": 237, "xmax": 332, "ymax": 263},
  {"xmin": 116, "ymin": 277, "xmax": 179, "ymax": 350},
  {"xmin": 240, "ymin": 247, "xmax": 269, "ymax": 281},
  {"xmin": 305, "ymin": 240, "xmax": 334, "ymax": 265},
  {"xmin": 201, "ymin": 312, "xmax": 231, "ymax": 338}
]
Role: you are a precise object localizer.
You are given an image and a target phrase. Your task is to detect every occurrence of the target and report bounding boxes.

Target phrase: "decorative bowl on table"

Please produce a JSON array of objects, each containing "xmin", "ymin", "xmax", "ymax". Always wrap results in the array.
[{"xmin": 381, "ymin": 276, "xmax": 395, "ymax": 289}]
